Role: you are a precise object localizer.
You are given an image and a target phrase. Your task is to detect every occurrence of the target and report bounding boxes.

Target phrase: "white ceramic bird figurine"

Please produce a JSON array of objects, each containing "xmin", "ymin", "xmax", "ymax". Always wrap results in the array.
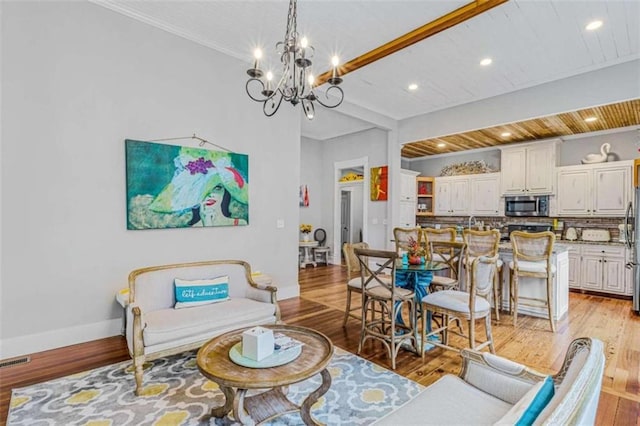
[{"xmin": 581, "ymin": 143, "xmax": 611, "ymax": 164}]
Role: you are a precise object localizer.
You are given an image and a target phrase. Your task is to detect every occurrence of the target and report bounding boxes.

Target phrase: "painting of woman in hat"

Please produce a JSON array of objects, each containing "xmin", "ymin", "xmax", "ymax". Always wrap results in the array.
[{"xmin": 125, "ymin": 141, "xmax": 248, "ymax": 229}]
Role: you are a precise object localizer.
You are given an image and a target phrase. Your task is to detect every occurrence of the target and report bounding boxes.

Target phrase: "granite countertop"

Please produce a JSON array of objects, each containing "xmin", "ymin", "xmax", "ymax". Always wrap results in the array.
[
  {"xmin": 556, "ymin": 239, "xmax": 626, "ymax": 246},
  {"xmin": 498, "ymin": 242, "xmax": 572, "ymax": 253}
]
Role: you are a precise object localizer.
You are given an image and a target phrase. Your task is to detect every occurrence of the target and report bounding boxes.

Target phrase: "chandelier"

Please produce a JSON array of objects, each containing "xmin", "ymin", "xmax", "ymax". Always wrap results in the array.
[{"xmin": 245, "ymin": 0, "xmax": 344, "ymax": 120}]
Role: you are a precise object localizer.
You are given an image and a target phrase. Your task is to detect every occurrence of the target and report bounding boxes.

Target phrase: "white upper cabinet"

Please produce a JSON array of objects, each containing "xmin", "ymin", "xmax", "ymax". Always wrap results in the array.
[
  {"xmin": 434, "ymin": 176, "xmax": 470, "ymax": 216},
  {"xmin": 400, "ymin": 169, "xmax": 419, "ymax": 202},
  {"xmin": 557, "ymin": 161, "xmax": 632, "ymax": 216},
  {"xmin": 501, "ymin": 140, "xmax": 558, "ymax": 195},
  {"xmin": 398, "ymin": 169, "xmax": 419, "ymax": 227},
  {"xmin": 470, "ymin": 173, "xmax": 501, "ymax": 216}
]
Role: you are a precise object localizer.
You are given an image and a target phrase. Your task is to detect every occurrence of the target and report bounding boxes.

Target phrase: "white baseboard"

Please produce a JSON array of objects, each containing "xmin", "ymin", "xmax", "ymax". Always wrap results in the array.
[
  {"xmin": 0, "ymin": 285, "xmax": 300, "ymax": 360},
  {"xmin": 0, "ymin": 318, "xmax": 122, "ymax": 360},
  {"xmin": 276, "ymin": 283, "xmax": 300, "ymax": 300}
]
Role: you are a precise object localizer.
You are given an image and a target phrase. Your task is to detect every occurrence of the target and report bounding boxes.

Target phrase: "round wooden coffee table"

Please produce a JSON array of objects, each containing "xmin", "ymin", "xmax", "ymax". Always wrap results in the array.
[{"xmin": 197, "ymin": 324, "xmax": 334, "ymax": 426}]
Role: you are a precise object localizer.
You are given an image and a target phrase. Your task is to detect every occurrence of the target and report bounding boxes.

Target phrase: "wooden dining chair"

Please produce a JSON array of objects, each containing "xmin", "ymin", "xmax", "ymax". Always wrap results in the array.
[
  {"xmin": 463, "ymin": 229, "xmax": 503, "ymax": 321},
  {"xmin": 393, "ymin": 227, "xmax": 422, "ymax": 255},
  {"xmin": 355, "ymin": 247, "xmax": 416, "ymax": 370},
  {"xmin": 342, "ymin": 242, "xmax": 370, "ymax": 327},
  {"xmin": 428, "ymin": 241, "xmax": 466, "ymax": 292},
  {"xmin": 421, "ymin": 255, "xmax": 499, "ymax": 356},
  {"xmin": 420, "ymin": 228, "xmax": 456, "ymax": 261}
]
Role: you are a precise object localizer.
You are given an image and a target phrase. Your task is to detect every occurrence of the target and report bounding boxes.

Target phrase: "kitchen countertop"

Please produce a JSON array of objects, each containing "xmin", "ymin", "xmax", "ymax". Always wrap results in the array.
[
  {"xmin": 498, "ymin": 242, "xmax": 572, "ymax": 253},
  {"xmin": 556, "ymin": 239, "xmax": 626, "ymax": 246}
]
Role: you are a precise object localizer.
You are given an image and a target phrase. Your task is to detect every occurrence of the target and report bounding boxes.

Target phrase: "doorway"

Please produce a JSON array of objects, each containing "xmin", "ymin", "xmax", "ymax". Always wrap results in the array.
[
  {"xmin": 333, "ymin": 157, "xmax": 369, "ymax": 265},
  {"xmin": 340, "ymin": 190, "xmax": 351, "ymax": 249}
]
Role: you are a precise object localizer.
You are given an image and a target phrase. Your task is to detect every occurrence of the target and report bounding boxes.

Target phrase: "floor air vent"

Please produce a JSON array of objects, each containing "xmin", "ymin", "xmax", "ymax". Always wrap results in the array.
[{"xmin": 0, "ymin": 356, "xmax": 31, "ymax": 369}]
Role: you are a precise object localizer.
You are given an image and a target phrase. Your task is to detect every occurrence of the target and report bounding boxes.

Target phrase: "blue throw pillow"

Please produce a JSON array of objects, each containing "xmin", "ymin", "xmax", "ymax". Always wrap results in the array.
[
  {"xmin": 174, "ymin": 276, "xmax": 229, "ymax": 309},
  {"xmin": 515, "ymin": 376, "xmax": 555, "ymax": 426}
]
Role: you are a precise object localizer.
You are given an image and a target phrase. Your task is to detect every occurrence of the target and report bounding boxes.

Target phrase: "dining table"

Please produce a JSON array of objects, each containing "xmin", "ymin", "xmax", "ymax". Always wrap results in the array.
[{"xmin": 394, "ymin": 259, "xmax": 448, "ymax": 353}]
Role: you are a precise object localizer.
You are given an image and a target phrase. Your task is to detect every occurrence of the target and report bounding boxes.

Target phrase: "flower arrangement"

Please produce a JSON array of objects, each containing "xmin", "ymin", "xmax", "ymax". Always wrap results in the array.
[
  {"xmin": 300, "ymin": 224, "xmax": 313, "ymax": 234},
  {"xmin": 406, "ymin": 236, "xmax": 426, "ymax": 264}
]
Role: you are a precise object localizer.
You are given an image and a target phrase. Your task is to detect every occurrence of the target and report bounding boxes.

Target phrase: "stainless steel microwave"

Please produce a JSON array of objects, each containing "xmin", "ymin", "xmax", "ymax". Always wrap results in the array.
[{"xmin": 505, "ymin": 195, "xmax": 549, "ymax": 217}]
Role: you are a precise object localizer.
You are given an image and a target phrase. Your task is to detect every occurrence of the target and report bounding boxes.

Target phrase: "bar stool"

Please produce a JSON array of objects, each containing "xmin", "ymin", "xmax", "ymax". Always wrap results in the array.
[
  {"xmin": 463, "ymin": 229, "xmax": 503, "ymax": 321},
  {"xmin": 509, "ymin": 231, "xmax": 556, "ymax": 332}
]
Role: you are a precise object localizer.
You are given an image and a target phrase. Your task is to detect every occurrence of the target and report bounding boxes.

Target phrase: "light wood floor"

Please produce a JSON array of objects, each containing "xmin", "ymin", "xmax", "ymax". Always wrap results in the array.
[{"xmin": 1, "ymin": 264, "xmax": 639, "ymax": 424}]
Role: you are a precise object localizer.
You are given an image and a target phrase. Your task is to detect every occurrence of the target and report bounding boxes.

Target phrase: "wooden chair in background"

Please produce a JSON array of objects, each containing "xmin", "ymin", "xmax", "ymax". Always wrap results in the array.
[
  {"xmin": 421, "ymin": 227, "xmax": 456, "ymax": 261},
  {"xmin": 421, "ymin": 255, "xmax": 499, "ymax": 356},
  {"xmin": 393, "ymin": 227, "xmax": 422, "ymax": 255},
  {"xmin": 355, "ymin": 247, "xmax": 416, "ymax": 370},
  {"xmin": 342, "ymin": 242, "xmax": 370, "ymax": 327},
  {"xmin": 463, "ymin": 229, "xmax": 503, "ymax": 321}
]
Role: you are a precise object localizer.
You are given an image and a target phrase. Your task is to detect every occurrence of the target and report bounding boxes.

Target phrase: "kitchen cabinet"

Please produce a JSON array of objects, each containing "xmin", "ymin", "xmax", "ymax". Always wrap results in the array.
[
  {"xmin": 470, "ymin": 173, "xmax": 501, "ymax": 216},
  {"xmin": 556, "ymin": 161, "xmax": 632, "ymax": 216},
  {"xmin": 400, "ymin": 169, "xmax": 418, "ymax": 202},
  {"xmin": 501, "ymin": 140, "xmax": 558, "ymax": 195},
  {"xmin": 565, "ymin": 243, "xmax": 631, "ymax": 296},
  {"xmin": 416, "ymin": 177, "xmax": 435, "ymax": 217},
  {"xmin": 568, "ymin": 249, "xmax": 581, "ymax": 289},
  {"xmin": 399, "ymin": 169, "xmax": 419, "ymax": 227},
  {"xmin": 434, "ymin": 176, "xmax": 469, "ymax": 216}
]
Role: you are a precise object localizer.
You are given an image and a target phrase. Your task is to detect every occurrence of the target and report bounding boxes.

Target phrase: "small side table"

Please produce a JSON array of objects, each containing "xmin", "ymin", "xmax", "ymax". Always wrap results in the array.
[{"xmin": 299, "ymin": 241, "xmax": 319, "ymax": 268}]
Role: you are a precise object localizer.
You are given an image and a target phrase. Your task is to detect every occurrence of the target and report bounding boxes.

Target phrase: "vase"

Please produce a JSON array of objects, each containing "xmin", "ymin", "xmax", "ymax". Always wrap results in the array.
[
  {"xmin": 408, "ymin": 255, "xmax": 422, "ymax": 265},
  {"xmin": 302, "ymin": 233, "xmax": 311, "ymax": 242}
]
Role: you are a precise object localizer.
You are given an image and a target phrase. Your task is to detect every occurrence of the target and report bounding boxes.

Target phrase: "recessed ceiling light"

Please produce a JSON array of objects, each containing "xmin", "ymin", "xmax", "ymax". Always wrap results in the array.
[
  {"xmin": 480, "ymin": 58, "xmax": 492, "ymax": 66},
  {"xmin": 437, "ymin": 143, "xmax": 446, "ymax": 148},
  {"xmin": 408, "ymin": 83, "xmax": 418, "ymax": 91},
  {"xmin": 501, "ymin": 132, "xmax": 512, "ymax": 137},
  {"xmin": 584, "ymin": 116, "xmax": 598, "ymax": 122},
  {"xmin": 585, "ymin": 20, "xmax": 603, "ymax": 31}
]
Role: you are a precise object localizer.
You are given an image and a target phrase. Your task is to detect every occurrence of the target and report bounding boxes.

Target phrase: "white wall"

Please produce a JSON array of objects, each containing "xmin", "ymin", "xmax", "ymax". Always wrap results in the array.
[
  {"xmin": 403, "ymin": 128, "xmax": 639, "ymax": 176},
  {"xmin": 299, "ymin": 137, "xmax": 324, "ymax": 234},
  {"xmin": 408, "ymin": 149, "xmax": 501, "ymax": 177},
  {"xmin": 559, "ymin": 129, "xmax": 638, "ymax": 166},
  {"xmin": 321, "ymin": 128, "xmax": 389, "ymax": 252},
  {"xmin": 1, "ymin": 2, "xmax": 301, "ymax": 358}
]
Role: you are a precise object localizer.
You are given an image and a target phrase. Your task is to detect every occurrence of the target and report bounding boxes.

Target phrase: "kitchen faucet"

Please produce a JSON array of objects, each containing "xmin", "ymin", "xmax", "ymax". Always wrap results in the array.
[{"xmin": 468, "ymin": 215, "xmax": 476, "ymax": 230}]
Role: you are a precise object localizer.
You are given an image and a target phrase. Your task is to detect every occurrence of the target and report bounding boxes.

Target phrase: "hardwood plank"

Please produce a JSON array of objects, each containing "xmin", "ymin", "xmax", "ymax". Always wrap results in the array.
[{"xmin": 2, "ymin": 264, "xmax": 639, "ymax": 425}]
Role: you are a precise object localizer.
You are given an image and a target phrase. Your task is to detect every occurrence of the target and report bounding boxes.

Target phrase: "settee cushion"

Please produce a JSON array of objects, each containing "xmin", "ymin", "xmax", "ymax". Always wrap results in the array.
[
  {"xmin": 374, "ymin": 375, "xmax": 512, "ymax": 425},
  {"xmin": 174, "ymin": 276, "xmax": 229, "ymax": 309},
  {"xmin": 143, "ymin": 297, "xmax": 276, "ymax": 347}
]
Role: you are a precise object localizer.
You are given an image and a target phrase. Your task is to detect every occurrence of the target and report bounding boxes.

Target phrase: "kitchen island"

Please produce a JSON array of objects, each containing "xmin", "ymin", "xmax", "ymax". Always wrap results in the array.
[{"xmin": 497, "ymin": 243, "xmax": 571, "ymax": 322}]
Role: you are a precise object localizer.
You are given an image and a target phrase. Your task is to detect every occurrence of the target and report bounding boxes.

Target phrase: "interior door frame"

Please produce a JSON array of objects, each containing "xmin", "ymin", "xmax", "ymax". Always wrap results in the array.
[{"xmin": 333, "ymin": 157, "xmax": 369, "ymax": 265}]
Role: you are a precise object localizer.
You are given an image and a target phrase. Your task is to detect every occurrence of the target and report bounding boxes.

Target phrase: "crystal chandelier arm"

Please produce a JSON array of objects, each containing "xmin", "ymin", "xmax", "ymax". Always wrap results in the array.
[{"xmin": 311, "ymin": 85, "xmax": 344, "ymax": 109}]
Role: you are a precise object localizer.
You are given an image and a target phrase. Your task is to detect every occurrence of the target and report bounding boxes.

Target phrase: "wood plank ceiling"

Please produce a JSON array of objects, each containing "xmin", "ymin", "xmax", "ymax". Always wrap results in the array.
[{"xmin": 401, "ymin": 99, "xmax": 640, "ymax": 158}]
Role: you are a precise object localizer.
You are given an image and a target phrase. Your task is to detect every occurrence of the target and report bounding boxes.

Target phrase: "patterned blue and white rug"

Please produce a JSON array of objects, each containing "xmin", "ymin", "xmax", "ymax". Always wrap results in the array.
[{"xmin": 8, "ymin": 347, "xmax": 423, "ymax": 425}]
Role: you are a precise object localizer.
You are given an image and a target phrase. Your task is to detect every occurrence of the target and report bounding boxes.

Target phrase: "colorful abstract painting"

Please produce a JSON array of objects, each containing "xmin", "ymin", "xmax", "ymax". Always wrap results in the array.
[
  {"xmin": 300, "ymin": 184, "xmax": 309, "ymax": 207},
  {"xmin": 370, "ymin": 166, "xmax": 388, "ymax": 201},
  {"xmin": 125, "ymin": 140, "xmax": 249, "ymax": 230}
]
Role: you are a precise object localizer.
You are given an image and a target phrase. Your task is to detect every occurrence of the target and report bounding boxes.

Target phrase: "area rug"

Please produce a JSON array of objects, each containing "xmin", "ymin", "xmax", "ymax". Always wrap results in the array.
[{"xmin": 8, "ymin": 347, "xmax": 423, "ymax": 425}]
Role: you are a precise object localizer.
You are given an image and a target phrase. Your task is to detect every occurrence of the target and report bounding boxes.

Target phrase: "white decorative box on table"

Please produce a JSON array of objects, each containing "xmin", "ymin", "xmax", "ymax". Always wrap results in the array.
[{"xmin": 242, "ymin": 326, "xmax": 275, "ymax": 361}]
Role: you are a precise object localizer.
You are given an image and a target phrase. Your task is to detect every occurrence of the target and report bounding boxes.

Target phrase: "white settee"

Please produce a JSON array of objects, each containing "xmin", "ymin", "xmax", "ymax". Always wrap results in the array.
[
  {"xmin": 375, "ymin": 337, "xmax": 604, "ymax": 425},
  {"xmin": 126, "ymin": 260, "xmax": 280, "ymax": 395}
]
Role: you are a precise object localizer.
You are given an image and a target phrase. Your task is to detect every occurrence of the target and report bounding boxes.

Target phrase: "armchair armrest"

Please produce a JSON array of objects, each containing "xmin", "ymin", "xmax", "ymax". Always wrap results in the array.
[{"xmin": 459, "ymin": 349, "xmax": 548, "ymax": 405}]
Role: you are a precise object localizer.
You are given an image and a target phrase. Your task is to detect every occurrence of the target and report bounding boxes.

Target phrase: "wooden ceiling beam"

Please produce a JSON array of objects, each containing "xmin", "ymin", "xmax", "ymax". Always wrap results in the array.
[{"xmin": 314, "ymin": 0, "xmax": 509, "ymax": 87}]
